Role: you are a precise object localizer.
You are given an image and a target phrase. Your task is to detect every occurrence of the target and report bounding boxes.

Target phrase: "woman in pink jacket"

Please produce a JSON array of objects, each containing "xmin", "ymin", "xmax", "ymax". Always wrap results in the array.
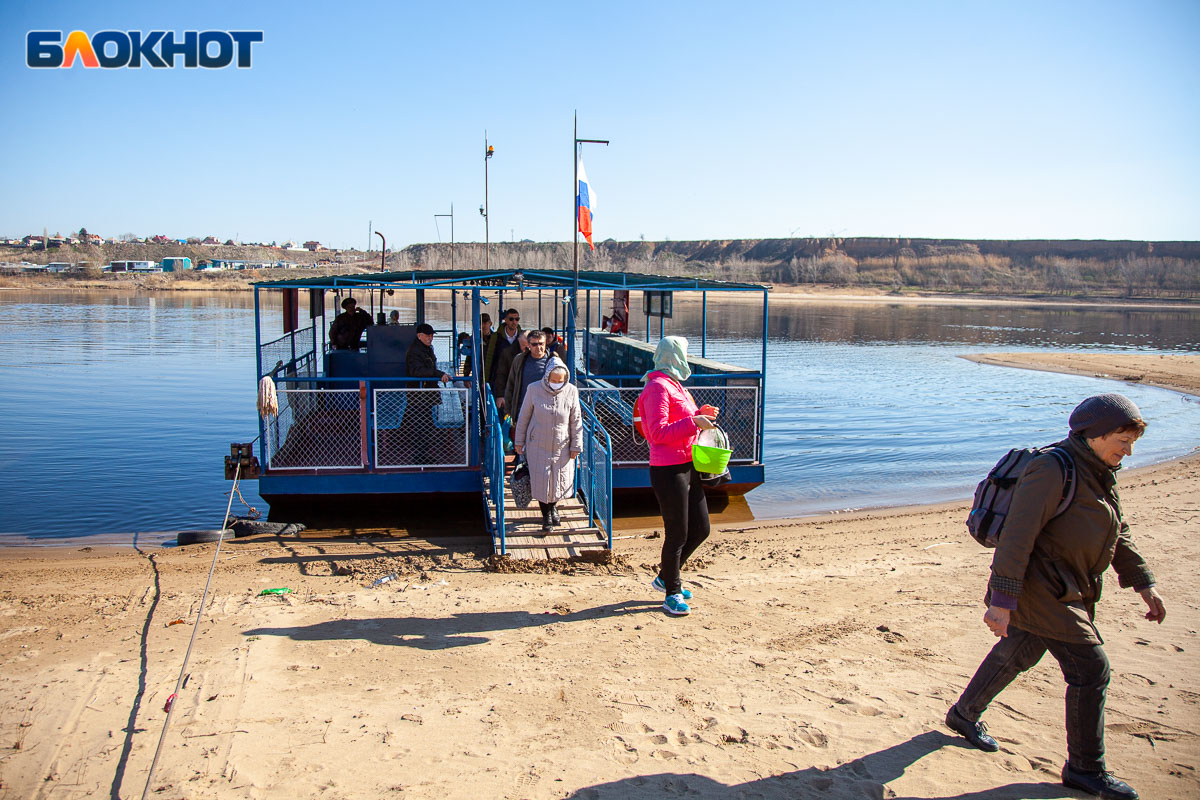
[{"xmin": 639, "ymin": 336, "xmax": 718, "ymax": 616}]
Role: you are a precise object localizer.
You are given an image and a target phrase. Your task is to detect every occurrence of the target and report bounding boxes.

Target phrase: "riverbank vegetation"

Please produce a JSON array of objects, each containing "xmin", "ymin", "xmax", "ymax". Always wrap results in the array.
[
  {"xmin": 4, "ymin": 237, "xmax": 1197, "ymax": 300},
  {"xmin": 398, "ymin": 239, "xmax": 1200, "ymax": 299}
]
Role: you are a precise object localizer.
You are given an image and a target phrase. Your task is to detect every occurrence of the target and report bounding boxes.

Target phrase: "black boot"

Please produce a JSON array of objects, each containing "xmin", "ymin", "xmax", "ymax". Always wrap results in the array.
[
  {"xmin": 945, "ymin": 705, "xmax": 999, "ymax": 752},
  {"xmin": 540, "ymin": 502, "xmax": 553, "ymax": 532},
  {"xmin": 1061, "ymin": 764, "xmax": 1138, "ymax": 800},
  {"xmin": 549, "ymin": 503, "xmax": 560, "ymax": 526}
]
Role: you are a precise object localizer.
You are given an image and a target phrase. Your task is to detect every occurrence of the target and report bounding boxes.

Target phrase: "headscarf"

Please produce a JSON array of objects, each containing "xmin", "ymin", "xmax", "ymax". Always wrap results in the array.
[
  {"xmin": 642, "ymin": 335, "xmax": 692, "ymax": 383},
  {"xmin": 542, "ymin": 357, "xmax": 569, "ymax": 392}
]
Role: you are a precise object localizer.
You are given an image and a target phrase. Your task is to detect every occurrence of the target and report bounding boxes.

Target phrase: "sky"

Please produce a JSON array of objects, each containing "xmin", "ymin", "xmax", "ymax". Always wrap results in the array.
[{"xmin": 2, "ymin": 0, "xmax": 1198, "ymax": 250}]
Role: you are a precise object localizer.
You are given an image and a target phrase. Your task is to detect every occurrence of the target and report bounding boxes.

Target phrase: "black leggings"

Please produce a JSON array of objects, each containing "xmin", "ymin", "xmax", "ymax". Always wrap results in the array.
[{"xmin": 650, "ymin": 462, "xmax": 710, "ymax": 596}]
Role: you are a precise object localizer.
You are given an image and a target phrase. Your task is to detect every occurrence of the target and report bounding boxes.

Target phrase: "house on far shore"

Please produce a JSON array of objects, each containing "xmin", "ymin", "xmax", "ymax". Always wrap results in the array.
[
  {"xmin": 202, "ymin": 236, "xmax": 221, "ymax": 246},
  {"xmin": 161, "ymin": 257, "xmax": 193, "ymax": 272},
  {"xmin": 304, "ymin": 241, "xmax": 324, "ymax": 251},
  {"xmin": 107, "ymin": 260, "xmax": 160, "ymax": 273},
  {"xmin": 45, "ymin": 262, "xmax": 73, "ymax": 273}
]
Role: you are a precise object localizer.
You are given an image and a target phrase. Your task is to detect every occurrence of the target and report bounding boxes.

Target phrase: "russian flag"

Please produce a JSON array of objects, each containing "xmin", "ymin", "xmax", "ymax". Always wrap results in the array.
[{"xmin": 577, "ymin": 156, "xmax": 596, "ymax": 250}]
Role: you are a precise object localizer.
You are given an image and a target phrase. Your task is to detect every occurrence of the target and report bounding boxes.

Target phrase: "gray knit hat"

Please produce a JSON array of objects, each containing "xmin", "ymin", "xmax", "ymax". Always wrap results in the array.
[{"xmin": 1069, "ymin": 393, "xmax": 1143, "ymax": 439}]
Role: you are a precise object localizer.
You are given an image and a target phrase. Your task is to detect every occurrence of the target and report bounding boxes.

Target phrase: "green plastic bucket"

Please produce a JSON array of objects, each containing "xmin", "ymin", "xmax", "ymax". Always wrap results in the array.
[{"xmin": 692, "ymin": 443, "xmax": 732, "ymax": 474}]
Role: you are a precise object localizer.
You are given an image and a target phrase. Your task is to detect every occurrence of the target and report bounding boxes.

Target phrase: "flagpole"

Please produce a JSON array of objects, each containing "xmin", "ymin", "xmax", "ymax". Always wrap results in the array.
[
  {"xmin": 571, "ymin": 112, "xmax": 609, "ymax": 382},
  {"xmin": 573, "ymin": 112, "xmax": 578, "ymax": 327}
]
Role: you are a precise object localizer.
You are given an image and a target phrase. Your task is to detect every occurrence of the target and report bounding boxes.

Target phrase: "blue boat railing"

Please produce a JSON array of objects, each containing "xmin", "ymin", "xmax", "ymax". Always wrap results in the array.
[
  {"xmin": 577, "ymin": 384, "xmax": 759, "ymax": 466},
  {"xmin": 259, "ymin": 325, "xmax": 317, "ymax": 380},
  {"xmin": 482, "ymin": 387, "xmax": 507, "ymax": 553},
  {"xmin": 263, "ymin": 375, "xmax": 478, "ymax": 472},
  {"xmin": 577, "ymin": 402, "xmax": 614, "ymax": 549}
]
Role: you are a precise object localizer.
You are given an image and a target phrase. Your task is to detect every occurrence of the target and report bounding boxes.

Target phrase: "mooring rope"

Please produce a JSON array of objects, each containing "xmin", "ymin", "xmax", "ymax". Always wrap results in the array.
[{"xmin": 139, "ymin": 459, "xmax": 244, "ymax": 799}]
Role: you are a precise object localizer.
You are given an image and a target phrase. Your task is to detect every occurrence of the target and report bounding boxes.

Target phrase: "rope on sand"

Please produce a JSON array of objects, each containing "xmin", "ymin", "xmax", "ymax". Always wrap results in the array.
[{"xmin": 140, "ymin": 457, "xmax": 246, "ymax": 799}]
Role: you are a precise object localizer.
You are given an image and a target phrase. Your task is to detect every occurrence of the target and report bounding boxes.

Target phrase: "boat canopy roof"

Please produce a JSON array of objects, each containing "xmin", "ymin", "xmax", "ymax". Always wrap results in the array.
[{"xmin": 253, "ymin": 267, "xmax": 766, "ymax": 292}]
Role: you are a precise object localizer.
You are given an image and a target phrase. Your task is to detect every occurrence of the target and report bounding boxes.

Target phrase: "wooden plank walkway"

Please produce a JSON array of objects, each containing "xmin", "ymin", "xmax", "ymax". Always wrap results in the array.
[{"xmin": 491, "ymin": 468, "xmax": 608, "ymax": 559}]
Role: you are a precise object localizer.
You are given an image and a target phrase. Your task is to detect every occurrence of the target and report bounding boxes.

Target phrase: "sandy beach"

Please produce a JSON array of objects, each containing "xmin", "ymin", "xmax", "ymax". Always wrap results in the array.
[{"xmin": 1, "ymin": 353, "xmax": 1197, "ymax": 799}]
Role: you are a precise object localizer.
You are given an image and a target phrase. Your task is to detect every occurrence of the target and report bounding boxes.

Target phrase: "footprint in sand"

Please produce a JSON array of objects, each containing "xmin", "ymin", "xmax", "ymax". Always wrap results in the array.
[
  {"xmin": 515, "ymin": 769, "xmax": 541, "ymax": 789},
  {"xmin": 610, "ymin": 736, "xmax": 639, "ymax": 764},
  {"xmin": 791, "ymin": 721, "xmax": 829, "ymax": 748},
  {"xmin": 832, "ymin": 697, "xmax": 901, "ymax": 719}
]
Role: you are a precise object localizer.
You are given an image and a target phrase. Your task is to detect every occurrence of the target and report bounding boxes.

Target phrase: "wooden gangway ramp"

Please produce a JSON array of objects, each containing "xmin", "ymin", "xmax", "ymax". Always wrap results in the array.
[{"xmin": 493, "ymin": 477, "xmax": 608, "ymax": 559}]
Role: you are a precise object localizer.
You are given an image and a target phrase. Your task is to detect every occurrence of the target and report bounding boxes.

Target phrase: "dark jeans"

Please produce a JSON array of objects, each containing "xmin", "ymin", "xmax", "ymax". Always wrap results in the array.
[
  {"xmin": 955, "ymin": 625, "xmax": 1110, "ymax": 772},
  {"xmin": 650, "ymin": 461, "xmax": 710, "ymax": 596}
]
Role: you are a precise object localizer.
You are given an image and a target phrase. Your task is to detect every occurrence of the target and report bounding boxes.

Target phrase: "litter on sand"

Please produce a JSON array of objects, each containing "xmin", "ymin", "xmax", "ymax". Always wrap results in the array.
[{"xmin": 258, "ymin": 587, "xmax": 292, "ymax": 596}]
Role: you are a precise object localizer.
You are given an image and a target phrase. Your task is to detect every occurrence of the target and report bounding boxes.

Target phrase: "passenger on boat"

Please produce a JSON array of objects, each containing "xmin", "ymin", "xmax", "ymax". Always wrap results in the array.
[
  {"xmin": 477, "ymin": 313, "xmax": 494, "ymax": 383},
  {"xmin": 946, "ymin": 393, "xmax": 1164, "ymax": 800},
  {"xmin": 513, "ymin": 359, "xmax": 581, "ymax": 533},
  {"xmin": 457, "ymin": 332, "xmax": 473, "ymax": 377},
  {"xmin": 541, "ymin": 327, "xmax": 569, "ymax": 362},
  {"xmin": 639, "ymin": 336, "xmax": 718, "ymax": 617},
  {"xmin": 388, "ymin": 310, "xmax": 400, "ymax": 325},
  {"xmin": 490, "ymin": 309, "xmax": 524, "ymax": 410},
  {"xmin": 329, "ymin": 297, "xmax": 373, "ymax": 350},
  {"xmin": 504, "ymin": 330, "xmax": 552, "ymax": 426},
  {"xmin": 405, "ymin": 323, "xmax": 451, "ymax": 388}
]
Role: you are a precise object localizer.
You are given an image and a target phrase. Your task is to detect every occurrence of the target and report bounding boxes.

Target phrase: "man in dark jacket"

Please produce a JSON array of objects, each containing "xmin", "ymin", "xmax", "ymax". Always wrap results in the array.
[
  {"xmin": 503, "ymin": 329, "xmax": 551, "ymax": 425},
  {"xmin": 329, "ymin": 297, "xmax": 372, "ymax": 350},
  {"xmin": 402, "ymin": 323, "xmax": 451, "ymax": 465},
  {"xmin": 405, "ymin": 323, "xmax": 451, "ymax": 388},
  {"xmin": 489, "ymin": 308, "xmax": 523, "ymax": 410},
  {"xmin": 946, "ymin": 394, "xmax": 1166, "ymax": 800},
  {"xmin": 475, "ymin": 313, "xmax": 493, "ymax": 382}
]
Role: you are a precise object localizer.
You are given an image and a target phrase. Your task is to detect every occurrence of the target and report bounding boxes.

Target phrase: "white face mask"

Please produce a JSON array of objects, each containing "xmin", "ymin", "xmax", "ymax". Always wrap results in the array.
[{"xmin": 548, "ymin": 380, "xmax": 566, "ymax": 391}]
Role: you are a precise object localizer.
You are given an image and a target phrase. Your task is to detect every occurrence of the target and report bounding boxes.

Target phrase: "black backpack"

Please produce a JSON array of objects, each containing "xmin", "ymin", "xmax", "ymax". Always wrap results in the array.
[{"xmin": 966, "ymin": 446, "xmax": 1076, "ymax": 548}]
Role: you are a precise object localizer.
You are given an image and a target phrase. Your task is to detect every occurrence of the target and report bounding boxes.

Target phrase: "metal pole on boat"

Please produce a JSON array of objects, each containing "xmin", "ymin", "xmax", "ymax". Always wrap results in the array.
[
  {"xmin": 571, "ymin": 114, "xmax": 578, "ymax": 381},
  {"xmin": 759, "ymin": 288, "xmax": 768, "ymax": 464},
  {"xmin": 701, "ymin": 291, "xmax": 708, "ymax": 358},
  {"xmin": 254, "ymin": 287, "xmax": 265, "ymax": 465},
  {"xmin": 573, "ymin": 112, "xmax": 609, "ymax": 381},
  {"xmin": 482, "ymin": 132, "xmax": 493, "ymax": 270}
]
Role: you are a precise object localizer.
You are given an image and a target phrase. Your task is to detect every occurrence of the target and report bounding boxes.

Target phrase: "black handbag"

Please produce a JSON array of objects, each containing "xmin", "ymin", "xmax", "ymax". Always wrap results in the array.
[{"xmin": 509, "ymin": 461, "xmax": 532, "ymax": 507}]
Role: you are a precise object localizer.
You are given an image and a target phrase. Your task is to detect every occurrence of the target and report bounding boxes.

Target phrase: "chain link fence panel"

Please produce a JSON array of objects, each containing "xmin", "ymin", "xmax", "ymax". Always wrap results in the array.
[
  {"xmin": 578, "ymin": 385, "xmax": 759, "ymax": 465},
  {"xmin": 374, "ymin": 387, "xmax": 469, "ymax": 468},
  {"xmin": 259, "ymin": 325, "xmax": 315, "ymax": 379},
  {"xmin": 266, "ymin": 388, "xmax": 362, "ymax": 469}
]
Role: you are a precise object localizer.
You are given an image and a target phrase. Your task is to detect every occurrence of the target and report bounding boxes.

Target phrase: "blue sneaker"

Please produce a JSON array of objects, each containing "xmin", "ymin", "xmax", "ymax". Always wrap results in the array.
[
  {"xmin": 663, "ymin": 593, "xmax": 690, "ymax": 616},
  {"xmin": 652, "ymin": 576, "xmax": 692, "ymax": 599}
]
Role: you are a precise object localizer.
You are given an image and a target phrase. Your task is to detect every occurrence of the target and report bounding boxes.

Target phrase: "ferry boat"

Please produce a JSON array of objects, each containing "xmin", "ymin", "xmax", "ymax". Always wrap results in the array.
[{"xmin": 240, "ymin": 268, "xmax": 768, "ymax": 553}]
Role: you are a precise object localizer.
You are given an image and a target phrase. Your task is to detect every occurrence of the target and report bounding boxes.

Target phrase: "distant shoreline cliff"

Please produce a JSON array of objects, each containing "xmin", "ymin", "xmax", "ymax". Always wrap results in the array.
[
  {"xmin": 397, "ymin": 237, "xmax": 1200, "ymax": 297},
  {"xmin": 4, "ymin": 237, "xmax": 1198, "ymax": 298}
]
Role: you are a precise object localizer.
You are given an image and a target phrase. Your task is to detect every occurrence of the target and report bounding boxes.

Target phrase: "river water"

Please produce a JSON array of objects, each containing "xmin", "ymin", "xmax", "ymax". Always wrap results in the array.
[{"xmin": 0, "ymin": 290, "xmax": 1197, "ymax": 543}]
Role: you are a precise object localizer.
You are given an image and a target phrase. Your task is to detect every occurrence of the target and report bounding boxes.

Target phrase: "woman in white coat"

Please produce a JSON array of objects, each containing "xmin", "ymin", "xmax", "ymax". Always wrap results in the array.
[{"xmin": 514, "ymin": 358, "xmax": 582, "ymax": 532}]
